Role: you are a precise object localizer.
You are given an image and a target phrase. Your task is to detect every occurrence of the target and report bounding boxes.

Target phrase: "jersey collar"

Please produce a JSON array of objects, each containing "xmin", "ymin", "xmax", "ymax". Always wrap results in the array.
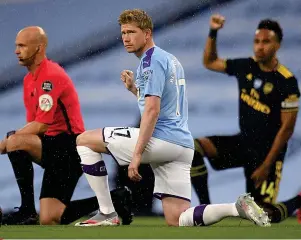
[
  {"xmin": 252, "ymin": 56, "xmax": 280, "ymax": 72},
  {"xmin": 140, "ymin": 46, "xmax": 156, "ymax": 60},
  {"xmin": 31, "ymin": 58, "xmax": 47, "ymax": 80}
]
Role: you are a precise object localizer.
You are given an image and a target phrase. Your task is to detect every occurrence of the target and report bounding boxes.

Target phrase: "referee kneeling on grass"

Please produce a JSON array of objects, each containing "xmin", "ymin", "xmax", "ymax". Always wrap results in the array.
[{"xmin": 0, "ymin": 26, "xmax": 132, "ymax": 225}]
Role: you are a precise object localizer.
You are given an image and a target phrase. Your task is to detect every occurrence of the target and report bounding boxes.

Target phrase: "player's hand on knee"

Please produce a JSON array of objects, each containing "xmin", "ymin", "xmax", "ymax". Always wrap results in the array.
[
  {"xmin": 128, "ymin": 166, "xmax": 142, "ymax": 182},
  {"xmin": 121, "ymin": 70, "xmax": 135, "ymax": 91},
  {"xmin": 210, "ymin": 14, "xmax": 225, "ymax": 30},
  {"xmin": 251, "ymin": 163, "xmax": 270, "ymax": 188},
  {"xmin": 128, "ymin": 155, "xmax": 142, "ymax": 182}
]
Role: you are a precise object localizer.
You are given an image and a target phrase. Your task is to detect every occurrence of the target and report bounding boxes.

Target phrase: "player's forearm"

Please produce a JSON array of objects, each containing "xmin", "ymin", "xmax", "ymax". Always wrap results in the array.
[
  {"xmin": 203, "ymin": 35, "xmax": 218, "ymax": 67},
  {"xmin": 129, "ymin": 86, "xmax": 138, "ymax": 96},
  {"xmin": 134, "ymin": 108, "xmax": 159, "ymax": 156},
  {"xmin": 264, "ymin": 127, "xmax": 294, "ymax": 166},
  {"xmin": 16, "ymin": 121, "xmax": 48, "ymax": 135}
]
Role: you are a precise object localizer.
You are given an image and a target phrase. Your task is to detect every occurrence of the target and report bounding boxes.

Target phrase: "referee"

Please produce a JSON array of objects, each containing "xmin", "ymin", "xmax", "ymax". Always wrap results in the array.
[{"xmin": 0, "ymin": 26, "xmax": 132, "ymax": 225}]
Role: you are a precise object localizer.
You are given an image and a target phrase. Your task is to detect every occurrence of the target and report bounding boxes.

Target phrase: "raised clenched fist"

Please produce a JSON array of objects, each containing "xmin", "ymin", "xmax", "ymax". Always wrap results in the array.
[
  {"xmin": 121, "ymin": 70, "xmax": 135, "ymax": 91},
  {"xmin": 210, "ymin": 14, "xmax": 225, "ymax": 30}
]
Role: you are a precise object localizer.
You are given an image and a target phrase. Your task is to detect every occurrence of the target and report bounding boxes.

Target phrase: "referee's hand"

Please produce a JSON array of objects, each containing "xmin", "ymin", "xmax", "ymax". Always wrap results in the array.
[{"xmin": 210, "ymin": 14, "xmax": 225, "ymax": 30}]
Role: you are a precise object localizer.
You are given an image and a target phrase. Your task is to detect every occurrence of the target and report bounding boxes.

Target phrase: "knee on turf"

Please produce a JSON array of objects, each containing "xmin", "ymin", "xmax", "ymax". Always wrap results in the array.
[
  {"xmin": 165, "ymin": 217, "xmax": 179, "ymax": 227},
  {"xmin": 39, "ymin": 213, "xmax": 60, "ymax": 225},
  {"xmin": 39, "ymin": 199, "xmax": 66, "ymax": 225},
  {"xmin": 163, "ymin": 208, "xmax": 181, "ymax": 226}
]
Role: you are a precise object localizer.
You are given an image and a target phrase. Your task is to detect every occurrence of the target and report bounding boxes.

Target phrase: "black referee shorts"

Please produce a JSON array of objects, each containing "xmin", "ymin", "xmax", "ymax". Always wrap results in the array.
[
  {"xmin": 205, "ymin": 133, "xmax": 287, "ymax": 203},
  {"xmin": 39, "ymin": 133, "xmax": 83, "ymax": 205}
]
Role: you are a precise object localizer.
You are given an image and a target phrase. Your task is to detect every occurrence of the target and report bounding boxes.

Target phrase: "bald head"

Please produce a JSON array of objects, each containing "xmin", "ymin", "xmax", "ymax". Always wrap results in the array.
[
  {"xmin": 15, "ymin": 26, "xmax": 48, "ymax": 67},
  {"xmin": 18, "ymin": 26, "xmax": 48, "ymax": 47}
]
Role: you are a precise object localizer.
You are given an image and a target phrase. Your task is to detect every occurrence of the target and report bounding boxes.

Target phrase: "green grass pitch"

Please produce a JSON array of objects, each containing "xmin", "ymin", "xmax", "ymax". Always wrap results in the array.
[{"xmin": 0, "ymin": 217, "xmax": 300, "ymax": 239}]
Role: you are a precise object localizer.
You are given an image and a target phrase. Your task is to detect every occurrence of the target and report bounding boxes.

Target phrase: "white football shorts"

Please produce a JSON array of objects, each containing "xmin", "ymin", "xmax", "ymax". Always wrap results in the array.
[{"xmin": 103, "ymin": 127, "xmax": 193, "ymax": 201}]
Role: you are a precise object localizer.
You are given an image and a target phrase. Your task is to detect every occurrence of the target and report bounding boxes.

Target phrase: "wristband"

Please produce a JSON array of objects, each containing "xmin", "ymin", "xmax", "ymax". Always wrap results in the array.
[
  {"xmin": 209, "ymin": 29, "xmax": 217, "ymax": 39},
  {"xmin": 7, "ymin": 130, "xmax": 16, "ymax": 138}
]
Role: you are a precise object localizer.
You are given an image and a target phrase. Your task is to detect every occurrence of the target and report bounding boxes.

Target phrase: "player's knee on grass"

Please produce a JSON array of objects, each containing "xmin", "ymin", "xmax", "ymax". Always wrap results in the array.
[
  {"xmin": 39, "ymin": 208, "xmax": 64, "ymax": 225},
  {"xmin": 164, "ymin": 210, "xmax": 182, "ymax": 226},
  {"xmin": 39, "ymin": 214, "xmax": 59, "ymax": 225},
  {"xmin": 165, "ymin": 214, "xmax": 180, "ymax": 226},
  {"xmin": 39, "ymin": 199, "xmax": 66, "ymax": 225},
  {"xmin": 39, "ymin": 207, "xmax": 63, "ymax": 225},
  {"xmin": 162, "ymin": 197, "xmax": 190, "ymax": 226}
]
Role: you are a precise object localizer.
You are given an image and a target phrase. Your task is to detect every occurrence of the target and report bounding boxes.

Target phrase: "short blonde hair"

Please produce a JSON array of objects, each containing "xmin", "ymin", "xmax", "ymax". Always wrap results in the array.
[{"xmin": 118, "ymin": 9, "xmax": 153, "ymax": 31}]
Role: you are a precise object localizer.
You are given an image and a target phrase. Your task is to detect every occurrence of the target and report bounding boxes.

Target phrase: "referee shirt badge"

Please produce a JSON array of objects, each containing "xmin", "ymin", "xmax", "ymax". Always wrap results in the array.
[
  {"xmin": 42, "ymin": 81, "xmax": 53, "ymax": 92},
  {"xmin": 39, "ymin": 94, "xmax": 53, "ymax": 112}
]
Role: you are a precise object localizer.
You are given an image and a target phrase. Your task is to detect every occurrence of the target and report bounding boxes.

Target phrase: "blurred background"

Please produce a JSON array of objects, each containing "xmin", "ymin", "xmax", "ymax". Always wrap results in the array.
[{"xmin": 0, "ymin": 0, "xmax": 300, "ymax": 216}]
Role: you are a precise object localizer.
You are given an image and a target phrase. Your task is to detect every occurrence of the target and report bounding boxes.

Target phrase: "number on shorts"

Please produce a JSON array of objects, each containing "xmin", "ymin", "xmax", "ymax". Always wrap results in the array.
[
  {"xmin": 260, "ymin": 181, "xmax": 275, "ymax": 202},
  {"xmin": 112, "ymin": 127, "xmax": 131, "ymax": 138}
]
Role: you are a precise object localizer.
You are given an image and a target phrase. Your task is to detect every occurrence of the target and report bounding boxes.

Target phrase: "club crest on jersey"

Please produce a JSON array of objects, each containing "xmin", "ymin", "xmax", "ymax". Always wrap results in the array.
[
  {"xmin": 253, "ymin": 79, "xmax": 262, "ymax": 89},
  {"xmin": 42, "ymin": 81, "xmax": 53, "ymax": 92},
  {"xmin": 263, "ymin": 82, "xmax": 274, "ymax": 94},
  {"xmin": 39, "ymin": 94, "xmax": 53, "ymax": 112},
  {"xmin": 246, "ymin": 73, "xmax": 253, "ymax": 81},
  {"xmin": 142, "ymin": 69, "xmax": 153, "ymax": 82}
]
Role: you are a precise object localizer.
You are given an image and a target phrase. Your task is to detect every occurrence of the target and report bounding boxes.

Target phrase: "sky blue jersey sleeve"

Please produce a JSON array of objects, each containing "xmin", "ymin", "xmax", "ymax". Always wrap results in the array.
[{"xmin": 143, "ymin": 59, "xmax": 166, "ymax": 98}]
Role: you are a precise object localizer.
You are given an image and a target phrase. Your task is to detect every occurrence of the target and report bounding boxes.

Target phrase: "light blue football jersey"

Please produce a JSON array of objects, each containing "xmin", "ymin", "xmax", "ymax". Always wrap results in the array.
[{"xmin": 135, "ymin": 46, "xmax": 194, "ymax": 149}]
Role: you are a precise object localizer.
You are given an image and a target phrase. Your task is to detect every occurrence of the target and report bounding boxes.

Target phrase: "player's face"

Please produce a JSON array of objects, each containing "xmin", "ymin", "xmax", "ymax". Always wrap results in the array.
[
  {"xmin": 121, "ymin": 23, "xmax": 149, "ymax": 56},
  {"xmin": 15, "ymin": 32, "xmax": 38, "ymax": 66},
  {"xmin": 253, "ymin": 29, "xmax": 280, "ymax": 62}
]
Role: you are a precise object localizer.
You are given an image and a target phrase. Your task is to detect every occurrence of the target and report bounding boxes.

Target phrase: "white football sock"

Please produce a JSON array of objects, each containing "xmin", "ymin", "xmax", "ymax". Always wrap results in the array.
[
  {"xmin": 179, "ymin": 203, "xmax": 238, "ymax": 226},
  {"xmin": 202, "ymin": 203, "xmax": 239, "ymax": 225},
  {"xmin": 77, "ymin": 146, "xmax": 115, "ymax": 214}
]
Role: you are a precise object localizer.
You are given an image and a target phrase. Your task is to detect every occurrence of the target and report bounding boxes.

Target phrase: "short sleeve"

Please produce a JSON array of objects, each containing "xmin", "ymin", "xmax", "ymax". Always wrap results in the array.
[
  {"xmin": 143, "ymin": 59, "xmax": 166, "ymax": 98},
  {"xmin": 23, "ymin": 81, "xmax": 34, "ymax": 123},
  {"xmin": 225, "ymin": 58, "xmax": 248, "ymax": 76},
  {"xmin": 35, "ymin": 75, "xmax": 67, "ymax": 124},
  {"xmin": 280, "ymin": 77, "xmax": 300, "ymax": 111}
]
